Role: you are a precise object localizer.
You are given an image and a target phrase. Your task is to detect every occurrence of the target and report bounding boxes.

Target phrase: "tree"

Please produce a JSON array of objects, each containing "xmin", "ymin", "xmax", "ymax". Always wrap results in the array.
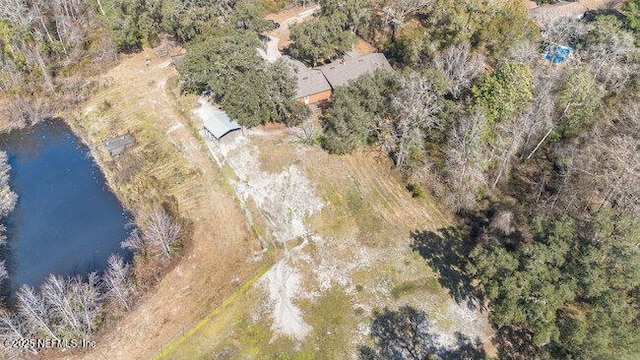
[
  {"xmin": 40, "ymin": 273, "xmax": 102, "ymax": 341},
  {"xmin": 143, "ymin": 207, "xmax": 181, "ymax": 259},
  {"xmin": 322, "ymin": 71, "xmax": 394, "ymax": 154},
  {"xmin": 381, "ymin": 0, "xmax": 434, "ymax": 40},
  {"xmin": 288, "ymin": 16, "xmax": 355, "ymax": 66},
  {"xmin": 180, "ymin": 31, "xmax": 261, "ymax": 94},
  {"xmin": 423, "ymin": 0, "xmax": 490, "ymax": 50},
  {"xmin": 320, "ymin": 0, "xmax": 373, "ymax": 34},
  {"xmin": 180, "ymin": 31, "xmax": 300, "ymax": 127},
  {"xmin": 467, "ymin": 210, "xmax": 640, "ymax": 357},
  {"xmin": 442, "ymin": 111, "xmax": 488, "ymax": 211},
  {"xmin": 0, "ymin": 310, "xmax": 35, "ymax": 355},
  {"xmin": 227, "ymin": 0, "xmax": 273, "ymax": 33},
  {"xmin": 580, "ymin": 15, "xmax": 639, "ymax": 93},
  {"xmin": 559, "ymin": 92, "xmax": 639, "ymax": 216},
  {"xmin": 0, "ymin": 151, "xmax": 17, "ymax": 219},
  {"xmin": 385, "ymin": 71, "xmax": 445, "ymax": 168},
  {"xmin": 0, "ymin": 260, "xmax": 7, "ymax": 284},
  {"xmin": 121, "ymin": 229, "xmax": 147, "ymax": 254},
  {"xmin": 476, "ymin": 1, "xmax": 540, "ymax": 61},
  {"xmin": 472, "ymin": 62, "xmax": 534, "ymax": 139},
  {"xmin": 102, "ymin": 254, "xmax": 134, "ymax": 310},
  {"xmin": 555, "ymin": 67, "xmax": 602, "ymax": 137},
  {"xmin": 16, "ymin": 285, "xmax": 59, "ymax": 341},
  {"xmin": 221, "ymin": 59, "xmax": 299, "ymax": 127},
  {"xmin": 323, "ymin": 89, "xmax": 373, "ymax": 154},
  {"xmin": 623, "ymin": 0, "xmax": 640, "ymax": 32},
  {"xmin": 433, "ymin": 42, "xmax": 485, "ymax": 99}
]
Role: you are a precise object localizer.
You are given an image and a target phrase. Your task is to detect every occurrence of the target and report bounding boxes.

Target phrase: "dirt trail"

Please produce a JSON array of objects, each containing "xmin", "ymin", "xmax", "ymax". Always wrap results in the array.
[{"xmin": 61, "ymin": 50, "xmax": 263, "ymax": 360}]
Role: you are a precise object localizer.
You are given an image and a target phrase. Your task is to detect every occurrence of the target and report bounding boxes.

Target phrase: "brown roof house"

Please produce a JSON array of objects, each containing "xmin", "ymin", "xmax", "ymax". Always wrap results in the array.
[
  {"xmin": 283, "ymin": 56, "xmax": 333, "ymax": 105},
  {"xmin": 285, "ymin": 52, "xmax": 393, "ymax": 105}
]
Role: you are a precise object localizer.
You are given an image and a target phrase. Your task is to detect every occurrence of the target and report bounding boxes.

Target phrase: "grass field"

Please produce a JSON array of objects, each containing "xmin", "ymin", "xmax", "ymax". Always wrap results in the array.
[{"xmin": 156, "ymin": 128, "xmax": 493, "ymax": 358}]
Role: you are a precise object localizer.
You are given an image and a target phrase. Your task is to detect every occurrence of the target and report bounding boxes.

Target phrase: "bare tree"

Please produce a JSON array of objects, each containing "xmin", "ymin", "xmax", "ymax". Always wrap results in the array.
[
  {"xmin": 15, "ymin": 285, "xmax": 59, "ymax": 341},
  {"xmin": 559, "ymin": 96, "xmax": 640, "ymax": 217},
  {"xmin": 41, "ymin": 273, "xmax": 102, "ymax": 340},
  {"xmin": 382, "ymin": 0, "xmax": 433, "ymax": 39},
  {"xmin": 443, "ymin": 111, "xmax": 489, "ymax": 211},
  {"xmin": 143, "ymin": 207, "xmax": 182, "ymax": 259},
  {"xmin": 0, "ymin": 310, "xmax": 36, "ymax": 356},
  {"xmin": 540, "ymin": 17, "xmax": 589, "ymax": 48},
  {"xmin": 583, "ymin": 29, "xmax": 638, "ymax": 93},
  {"xmin": 0, "ymin": 261, "xmax": 8, "ymax": 284},
  {"xmin": 102, "ymin": 254, "xmax": 134, "ymax": 310},
  {"xmin": 1, "ymin": 97, "xmax": 53, "ymax": 132},
  {"xmin": 386, "ymin": 72, "xmax": 443, "ymax": 168},
  {"xmin": 0, "ymin": 152, "xmax": 17, "ymax": 219},
  {"xmin": 121, "ymin": 229, "xmax": 147, "ymax": 254},
  {"xmin": 433, "ymin": 42, "xmax": 485, "ymax": 98}
]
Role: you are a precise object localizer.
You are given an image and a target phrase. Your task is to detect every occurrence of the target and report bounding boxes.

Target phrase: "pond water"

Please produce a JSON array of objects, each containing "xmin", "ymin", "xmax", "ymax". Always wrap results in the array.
[{"xmin": 0, "ymin": 119, "xmax": 131, "ymax": 295}]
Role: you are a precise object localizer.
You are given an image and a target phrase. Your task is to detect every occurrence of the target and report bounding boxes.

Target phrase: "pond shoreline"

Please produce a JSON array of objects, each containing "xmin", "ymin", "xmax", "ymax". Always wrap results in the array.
[{"xmin": 0, "ymin": 119, "xmax": 133, "ymax": 296}]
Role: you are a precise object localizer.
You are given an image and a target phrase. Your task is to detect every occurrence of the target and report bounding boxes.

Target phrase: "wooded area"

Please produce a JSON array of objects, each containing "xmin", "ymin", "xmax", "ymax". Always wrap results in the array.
[{"xmin": 0, "ymin": 0, "xmax": 638, "ymax": 358}]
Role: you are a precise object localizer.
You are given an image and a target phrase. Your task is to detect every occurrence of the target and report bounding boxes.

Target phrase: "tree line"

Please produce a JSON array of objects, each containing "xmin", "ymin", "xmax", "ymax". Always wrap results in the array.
[
  {"xmin": 302, "ymin": 1, "xmax": 638, "ymax": 359},
  {"xmin": 2, "ymin": 0, "xmax": 638, "ymax": 358},
  {"xmin": 0, "ymin": 205, "xmax": 182, "ymax": 357},
  {"xmin": 173, "ymin": 1, "xmax": 639, "ymax": 357}
]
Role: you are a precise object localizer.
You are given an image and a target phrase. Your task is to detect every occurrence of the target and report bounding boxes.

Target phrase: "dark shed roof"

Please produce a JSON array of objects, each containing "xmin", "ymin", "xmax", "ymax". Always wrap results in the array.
[{"xmin": 103, "ymin": 133, "xmax": 135, "ymax": 157}]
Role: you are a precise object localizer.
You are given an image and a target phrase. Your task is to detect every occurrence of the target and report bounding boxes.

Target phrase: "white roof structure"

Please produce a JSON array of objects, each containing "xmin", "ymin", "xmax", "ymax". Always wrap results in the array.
[{"xmin": 193, "ymin": 97, "xmax": 241, "ymax": 140}]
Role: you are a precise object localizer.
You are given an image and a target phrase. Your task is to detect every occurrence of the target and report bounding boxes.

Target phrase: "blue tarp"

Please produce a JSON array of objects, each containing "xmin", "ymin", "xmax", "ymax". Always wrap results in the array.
[{"xmin": 544, "ymin": 45, "xmax": 573, "ymax": 64}]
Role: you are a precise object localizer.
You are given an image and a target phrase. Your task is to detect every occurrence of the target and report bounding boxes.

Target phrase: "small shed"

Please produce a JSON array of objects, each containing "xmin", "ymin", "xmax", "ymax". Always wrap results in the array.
[
  {"xmin": 170, "ymin": 54, "xmax": 185, "ymax": 67},
  {"xmin": 193, "ymin": 97, "xmax": 242, "ymax": 140},
  {"xmin": 103, "ymin": 133, "xmax": 135, "ymax": 157},
  {"xmin": 203, "ymin": 112, "xmax": 242, "ymax": 140}
]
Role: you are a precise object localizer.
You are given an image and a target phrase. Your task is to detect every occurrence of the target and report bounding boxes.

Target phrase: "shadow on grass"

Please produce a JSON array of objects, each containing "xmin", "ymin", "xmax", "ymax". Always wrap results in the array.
[
  {"xmin": 410, "ymin": 226, "xmax": 483, "ymax": 310},
  {"xmin": 359, "ymin": 305, "xmax": 486, "ymax": 360}
]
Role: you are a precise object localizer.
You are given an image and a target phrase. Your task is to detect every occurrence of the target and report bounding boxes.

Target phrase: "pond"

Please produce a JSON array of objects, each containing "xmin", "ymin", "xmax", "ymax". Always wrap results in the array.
[{"xmin": 0, "ymin": 119, "xmax": 131, "ymax": 296}]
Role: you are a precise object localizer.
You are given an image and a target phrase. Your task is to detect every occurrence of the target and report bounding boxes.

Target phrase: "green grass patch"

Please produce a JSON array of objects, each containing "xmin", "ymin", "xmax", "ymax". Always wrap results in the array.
[{"xmin": 391, "ymin": 281, "xmax": 419, "ymax": 299}]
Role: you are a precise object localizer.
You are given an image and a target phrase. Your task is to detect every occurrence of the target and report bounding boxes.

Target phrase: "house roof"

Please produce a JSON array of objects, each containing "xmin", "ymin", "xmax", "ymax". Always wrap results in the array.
[
  {"xmin": 193, "ymin": 97, "xmax": 241, "ymax": 140},
  {"xmin": 317, "ymin": 53, "xmax": 393, "ymax": 88},
  {"xmin": 103, "ymin": 133, "xmax": 134, "ymax": 156},
  {"xmin": 529, "ymin": 1, "xmax": 589, "ymax": 21},
  {"xmin": 283, "ymin": 56, "xmax": 332, "ymax": 98}
]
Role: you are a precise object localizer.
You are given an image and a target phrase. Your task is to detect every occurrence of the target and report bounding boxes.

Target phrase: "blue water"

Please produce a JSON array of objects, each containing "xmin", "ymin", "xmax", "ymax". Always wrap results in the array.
[
  {"xmin": 544, "ymin": 45, "xmax": 572, "ymax": 64},
  {"xmin": 0, "ymin": 119, "xmax": 131, "ymax": 295}
]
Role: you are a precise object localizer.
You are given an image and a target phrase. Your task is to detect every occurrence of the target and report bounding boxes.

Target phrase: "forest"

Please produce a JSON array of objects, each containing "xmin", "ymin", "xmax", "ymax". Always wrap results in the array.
[{"xmin": 0, "ymin": 0, "xmax": 638, "ymax": 358}]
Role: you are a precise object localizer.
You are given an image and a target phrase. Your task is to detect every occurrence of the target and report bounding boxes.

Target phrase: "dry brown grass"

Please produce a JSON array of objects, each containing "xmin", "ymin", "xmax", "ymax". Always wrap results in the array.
[
  {"xmin": 157, "ymin": 129, "xmax": 491, "ymax": 358},
  {"xmin": 59, "ymin": 49, "xmax": 266, "ymax": 360}
]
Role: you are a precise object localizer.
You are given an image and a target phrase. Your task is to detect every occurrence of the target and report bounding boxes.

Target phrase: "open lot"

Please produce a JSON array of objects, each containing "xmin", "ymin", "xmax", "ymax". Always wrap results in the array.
[{"xmin": 159, "ymin": 127, "xmax": 493, "ymax": 358}]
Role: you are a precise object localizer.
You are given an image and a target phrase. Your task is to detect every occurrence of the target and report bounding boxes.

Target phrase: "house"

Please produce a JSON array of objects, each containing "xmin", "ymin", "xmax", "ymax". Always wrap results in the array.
[
  {"xmin": 529, "ymin": 1, "xmax": 589, "ymax": 22},
  {"xmin": 316, "ymin": 53, "xmax": 393, "ymax": 89},
  {"xmin": 103, "ymin": 133, "xmax": 135, "ymax": 157},
  {"xmin": 284, "ymin": 56, "xmax": 333, "ymax": 105},
  {"xmin": 286, "ymin": 52, "xmax": 393, "ymax": 105}
]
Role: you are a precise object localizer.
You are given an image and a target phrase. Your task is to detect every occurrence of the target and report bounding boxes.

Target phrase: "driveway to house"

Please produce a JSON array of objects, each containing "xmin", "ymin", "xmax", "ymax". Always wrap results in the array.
[{"xmin": 265, "ymin": 4, "xmax": 320, "ymax": 51}]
